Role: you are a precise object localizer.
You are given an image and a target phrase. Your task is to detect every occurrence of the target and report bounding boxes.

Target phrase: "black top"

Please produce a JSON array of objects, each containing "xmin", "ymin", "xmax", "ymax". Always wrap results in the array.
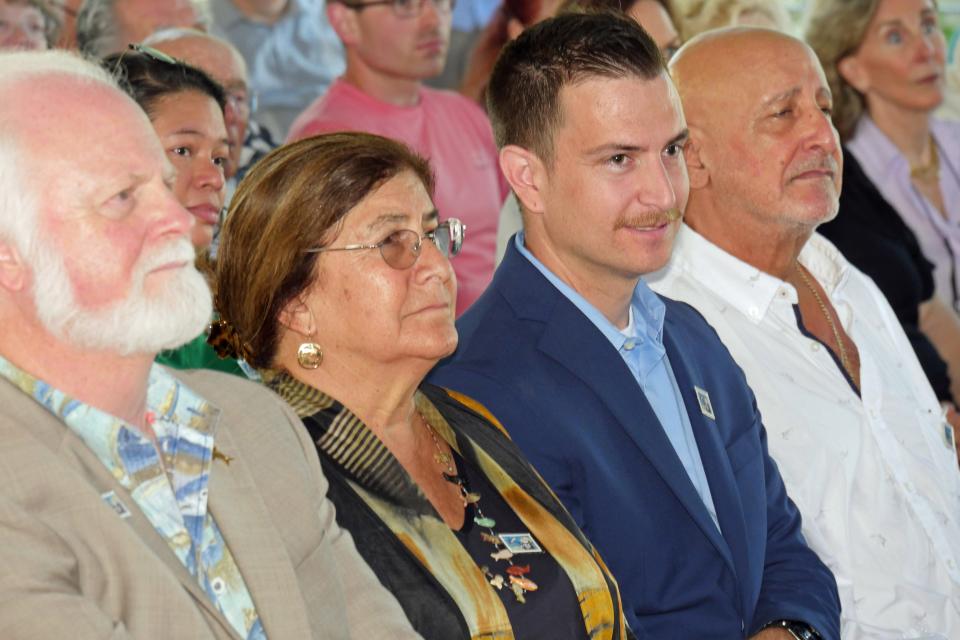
[
  {"xmin": 818, "ymin": 147, "xmax": 953, "ymax": 402},
  {"xmin": 277, "ymin": 379, "xmax": 633, "ymax": 640},
  {"xmin": 453, "ymin": 451, "xmax": 590, "ymax": 640}
]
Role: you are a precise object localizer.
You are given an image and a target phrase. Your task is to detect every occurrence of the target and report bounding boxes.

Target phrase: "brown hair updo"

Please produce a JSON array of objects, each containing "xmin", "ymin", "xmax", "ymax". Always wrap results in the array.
[{"xmin": 214, "ymin": 132, "xmax": 435, "ymax": 369}]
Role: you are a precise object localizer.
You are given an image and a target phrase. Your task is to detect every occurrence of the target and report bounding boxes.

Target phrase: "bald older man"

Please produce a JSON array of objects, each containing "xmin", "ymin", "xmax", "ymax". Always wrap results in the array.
[{"xmin": 649, "ymin": 28, "xmax": 960, "ymax": 638}]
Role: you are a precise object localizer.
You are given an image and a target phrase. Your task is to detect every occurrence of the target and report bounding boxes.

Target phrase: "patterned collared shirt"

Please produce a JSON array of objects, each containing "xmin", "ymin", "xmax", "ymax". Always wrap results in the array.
[{"xmin": 0, "ymin": 357, "xmax": 266, "ymax": 640}]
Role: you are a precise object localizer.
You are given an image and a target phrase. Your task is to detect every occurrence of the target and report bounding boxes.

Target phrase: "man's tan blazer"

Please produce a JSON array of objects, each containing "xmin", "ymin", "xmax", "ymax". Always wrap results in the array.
[{"xmin": 0, "ymin": 367, "xmax": 422, "ymax": 640}]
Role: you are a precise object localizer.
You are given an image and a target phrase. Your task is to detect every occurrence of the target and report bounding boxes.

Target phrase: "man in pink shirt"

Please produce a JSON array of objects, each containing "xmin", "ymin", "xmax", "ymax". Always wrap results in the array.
[{"xmin": 287, "ymin": 0, "xmax": 507, "ymax": 315}]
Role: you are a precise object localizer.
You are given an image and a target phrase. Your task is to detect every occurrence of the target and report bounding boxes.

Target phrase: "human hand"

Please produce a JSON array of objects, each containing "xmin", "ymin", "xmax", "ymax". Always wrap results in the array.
[{"xmin": 749, "ymin": 629, "xmax": 795, "ymax": 640}]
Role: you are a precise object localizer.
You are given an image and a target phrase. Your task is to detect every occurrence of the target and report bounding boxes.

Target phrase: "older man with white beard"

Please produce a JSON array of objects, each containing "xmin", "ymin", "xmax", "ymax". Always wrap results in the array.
[{"xmin": 0, "ymin": 50, "xmax": 421, "ymax": 640}]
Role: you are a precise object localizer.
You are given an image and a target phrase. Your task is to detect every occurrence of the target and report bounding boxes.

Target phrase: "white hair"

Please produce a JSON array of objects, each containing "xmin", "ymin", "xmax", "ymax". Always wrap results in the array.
[
  {"xmin": 76, "ymin": 0, "xmax": 211, "ymax": 58},
  {"xmin": 0, "ymin": 50, "xmax": 119, "ymax": 257},
  {"xmin": 30, "ymin": 234, "xmax": 213, "ymax": 355}
]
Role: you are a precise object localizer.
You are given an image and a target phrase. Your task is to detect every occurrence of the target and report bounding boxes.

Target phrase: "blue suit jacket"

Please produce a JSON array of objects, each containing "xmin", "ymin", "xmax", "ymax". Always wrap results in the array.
[{"xmin": 430, "ymin": 242, "xmax": 840, "ymax": 639}]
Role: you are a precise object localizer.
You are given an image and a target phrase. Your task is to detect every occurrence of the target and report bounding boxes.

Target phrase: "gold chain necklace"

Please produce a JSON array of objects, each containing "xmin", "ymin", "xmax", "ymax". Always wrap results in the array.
[
  {"xmin": 796, "ymin": 266, "xmax": 852, "ymax": 378},
  {"xmin": 419, "ymin": 413, "xmax": 538, "ymax": 603},
  {"xmin": 910, "ymin": 135, "xmax": 940, "ymax": 182}
]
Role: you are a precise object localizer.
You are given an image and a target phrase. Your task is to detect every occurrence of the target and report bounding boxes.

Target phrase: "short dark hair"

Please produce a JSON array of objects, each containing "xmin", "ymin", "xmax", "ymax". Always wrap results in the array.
[
  {"xmin": 486, "ymin": 11, "xmax": 665, "ymax": 163},
  {"xmin": 215, "ymin": 132, "xmax": 435, "ymax": 369},
  {"xmin": 102, "ymin": 50, "xmax": 226, "ymax": 119}
]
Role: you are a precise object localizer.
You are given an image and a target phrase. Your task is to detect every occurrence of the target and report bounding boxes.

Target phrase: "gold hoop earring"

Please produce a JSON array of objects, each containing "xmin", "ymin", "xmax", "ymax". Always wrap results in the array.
[{"xmin": 297, "ymin": 342, "xmax": 323, "ymax": 369}]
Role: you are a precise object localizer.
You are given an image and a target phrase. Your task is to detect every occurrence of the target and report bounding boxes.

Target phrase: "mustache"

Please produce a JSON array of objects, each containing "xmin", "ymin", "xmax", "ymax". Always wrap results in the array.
[
  {"xmin": 789, "ymin": 155, "xmax": 839, "ymax": 179},
  {"xmin": 136, "ymin": 238, "xmax": 197, "ymax": 274},
  {"xmin": 614, "ymin": 208, "xmax": 683, "ymax": 230}
]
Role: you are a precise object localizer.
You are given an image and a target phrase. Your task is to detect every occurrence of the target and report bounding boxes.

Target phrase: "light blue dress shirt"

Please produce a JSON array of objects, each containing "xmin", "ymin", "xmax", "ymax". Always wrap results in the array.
[
  {"xmin": 515, "ymin": 233, "xmax": 719, "ymax": 528},
  {"xmin": 451, "ymin": 0, "xmax": 501, "ymax": 31},
  {"xmin": 210, "ymin": 0, "xmax": 345, "ymax": 137}
]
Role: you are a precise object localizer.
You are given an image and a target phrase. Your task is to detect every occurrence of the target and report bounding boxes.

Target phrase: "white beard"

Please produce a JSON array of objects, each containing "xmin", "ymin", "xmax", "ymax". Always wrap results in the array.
[{"xmin": 30, "ymin": 236, "xmax": 213, "ymax": 356}]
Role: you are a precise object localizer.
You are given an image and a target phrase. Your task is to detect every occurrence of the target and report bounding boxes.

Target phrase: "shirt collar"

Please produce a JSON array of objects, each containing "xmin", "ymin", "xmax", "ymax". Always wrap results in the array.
[
  {"xmin": 0, "ymin": 355, "xmax": 220, "ymax": 447},
  {"xmin": 661, "ymin": 224, "xmax": 787, "ymax": 324},
  {"xmin": 661, "ymin": 224, "xmax": 850, "ymax": 323},
  {"xmin": 848, "ymin": 115, "xmax": 906, "ymax": 177},
  {"xmin": 849, "ymin": 114, "xmax": 956, "ymax": 177},
  {"xmin": 514, "ymin": 232, "xmax": 665, "ymax": 350}
]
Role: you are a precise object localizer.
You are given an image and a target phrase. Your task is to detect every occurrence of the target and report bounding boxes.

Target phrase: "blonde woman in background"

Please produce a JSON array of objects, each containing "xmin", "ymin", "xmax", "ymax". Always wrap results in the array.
[{"xmin": 808, "ymin": 0, "xmax": 960, "ymax": 407}]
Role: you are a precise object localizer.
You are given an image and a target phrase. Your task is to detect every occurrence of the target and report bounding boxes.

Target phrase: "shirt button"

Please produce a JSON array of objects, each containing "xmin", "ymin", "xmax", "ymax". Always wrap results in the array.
[
  {"xmin": 810, "ymin": 343, "xmax": 821, "ymax": 352},
  {"xmin": 623, "ymin": 340, "xmax": 636, "ymax": 351},
  {"xmin": 748, "ymin": 307, "xmax": 760, "ymax": 319}
]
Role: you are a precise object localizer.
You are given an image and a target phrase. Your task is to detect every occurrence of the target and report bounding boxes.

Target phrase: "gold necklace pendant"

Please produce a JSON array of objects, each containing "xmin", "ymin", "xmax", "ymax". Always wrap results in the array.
[
  {"xmin": 796, "ymin": 266, "xmax": 852, "ymax": 377},
  {"xmin": 910, "ymin": 136, "xmax": 940, "ymax": 181}
]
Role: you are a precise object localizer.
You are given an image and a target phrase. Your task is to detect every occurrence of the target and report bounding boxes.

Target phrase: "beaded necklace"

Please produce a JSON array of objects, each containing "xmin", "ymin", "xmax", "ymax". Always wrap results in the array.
[{"xmin": 419, "ymin": 414, "xmax": 539, "ymax": 603}]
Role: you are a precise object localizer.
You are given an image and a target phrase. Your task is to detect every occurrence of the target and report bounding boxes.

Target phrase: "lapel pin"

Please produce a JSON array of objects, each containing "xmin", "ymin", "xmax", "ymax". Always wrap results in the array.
[
  {"xmin": 101, "ymin": 490, "xmax": 131, "ymax": 519},
  {"xmin": 695, "ymin": 386, "xmax": 716, "ymax": 420},
  {"xmin": 213, "ymin": 447, "xmax": 234, "ymax": 466}
]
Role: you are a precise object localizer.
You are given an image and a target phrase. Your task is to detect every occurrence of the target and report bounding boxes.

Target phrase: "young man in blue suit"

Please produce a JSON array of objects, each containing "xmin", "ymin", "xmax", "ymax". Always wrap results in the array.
[{"xmin": 429, "ymin": 13, "xmax": 840, "ymax": 639}]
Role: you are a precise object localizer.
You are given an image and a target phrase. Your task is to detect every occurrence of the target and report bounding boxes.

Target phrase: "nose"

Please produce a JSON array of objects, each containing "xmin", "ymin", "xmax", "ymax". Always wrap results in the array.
[
  {"xmin": 195, "ymin": 157, "xmax": 225, "ymax": 193},
  {"xmin": 419, "ymin": 0, "xmax": 442, "ymax": 28},
  {"xmin": 151, "ymin": 184, "xmax": 195, "ymax": 241},
  {"xmin": 643, "ymin": 158, "xmax": 681, "ymax": 213},
  {"xmin": 414, "ymin": 229, "xmax": 454, "ymax": 283},
  {"xmin": 803, "ymin": 106, "xmax": 840, "ymax": 154}
]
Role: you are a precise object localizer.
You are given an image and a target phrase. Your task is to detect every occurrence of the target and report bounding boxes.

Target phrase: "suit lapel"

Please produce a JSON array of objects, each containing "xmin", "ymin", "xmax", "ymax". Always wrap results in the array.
[
  {"xmin": 663, "ymin": 328, "xmax": 748, "ymax": 586},
  {"xmin": 0, "ymin": 380, "xmax": 241, "ymax": 639},
  {"xmin": 49, "ymin": 418, "xmax": 244, "ymax": 638},
  {"xmin": 533, "ymin": 296, "xmax": 734, "ymax": 570},
  {"xmin": 205, "ymin": 423, "xmax": 313, "ymax": 639}
]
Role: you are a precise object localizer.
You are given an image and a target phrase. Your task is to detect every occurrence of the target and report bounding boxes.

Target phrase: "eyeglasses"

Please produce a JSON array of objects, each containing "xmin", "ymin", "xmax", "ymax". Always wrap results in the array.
[
  {"xmin": 127, "ymin": 42, "xmax": 179, "ymax": 65},
  {"xmin": 305, "ymin": 218, "xmax": 465, "ymax": 270},
  {"xmin": 225, "ymin": 88, "xmax": 259, "ymax": 119},
  {"xmin": 342, "ymin": 0, "xmax": 455, "ymax": 19}
]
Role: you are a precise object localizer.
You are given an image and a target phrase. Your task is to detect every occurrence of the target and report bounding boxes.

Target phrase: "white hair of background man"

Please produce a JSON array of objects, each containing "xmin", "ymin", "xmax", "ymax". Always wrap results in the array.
[
  {"xmin": 76, "ymin": 0, "xmax": 210, "ymax": 58},
  {"xmin": 0, "ymin": 49, "xmax": 212, "ymax": 355}
]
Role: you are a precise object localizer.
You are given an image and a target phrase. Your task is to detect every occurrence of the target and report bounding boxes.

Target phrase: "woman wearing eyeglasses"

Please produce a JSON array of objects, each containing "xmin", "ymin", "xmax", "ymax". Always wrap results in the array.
[{"xmin": 212, "ymin": 132, "xmax": 632, "ymax": 640}]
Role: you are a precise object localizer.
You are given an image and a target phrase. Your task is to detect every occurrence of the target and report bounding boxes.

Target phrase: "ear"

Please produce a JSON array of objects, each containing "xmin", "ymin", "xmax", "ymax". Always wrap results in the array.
[
  {"xmin": 327, "ymin": 2, "xmax": 360, "ymax": 46},
  {"xmin": 684, "ymin": 128, "xmax": 710, "ymax": 191},
  {"xmin": 278, "ymin": 293, "xmax": 317, "ymax": 339},
  {"xmin": 0, "ymin": 240, "xmax": 27, "ymax": 293},
  {"xmin": 838, "ymin": 54, "xmax": 869, "ymax": 94},
  {"xmin": 506, "ymin": 17, "xmax": 525, "ymax": 41},
  {"xmin": 499, "ymin": 144, "xmax": 548, "ymax": 215}
]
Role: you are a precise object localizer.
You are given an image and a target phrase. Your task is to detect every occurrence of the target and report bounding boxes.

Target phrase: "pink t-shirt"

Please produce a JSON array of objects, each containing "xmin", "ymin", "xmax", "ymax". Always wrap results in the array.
[{"xmin": 288, "ymin": 79, "xmax": 508, "ymax": 315}]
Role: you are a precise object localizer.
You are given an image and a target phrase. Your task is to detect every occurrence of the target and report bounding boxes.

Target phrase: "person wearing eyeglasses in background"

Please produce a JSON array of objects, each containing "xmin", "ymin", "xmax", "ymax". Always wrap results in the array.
[
  {"xmin": 0, "ymin": 0, "xmax": 57, "ymax": 50},
  {"xmin": 211, "ymin": 131, "xmax": 632, "ymax": 640},
  {"xmin": 208, "ymin": 0, "xmax": 345, "ymax": 139},
  {"xmin": 287, "ymin": 0, "xmax": 508, "ymax": 318}
]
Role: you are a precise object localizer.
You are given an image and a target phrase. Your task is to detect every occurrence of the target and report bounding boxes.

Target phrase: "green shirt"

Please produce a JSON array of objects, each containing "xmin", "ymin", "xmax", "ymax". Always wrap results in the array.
[{"xmin": 157, "ymin": 332, "xmax": 246, "ymax": 377}]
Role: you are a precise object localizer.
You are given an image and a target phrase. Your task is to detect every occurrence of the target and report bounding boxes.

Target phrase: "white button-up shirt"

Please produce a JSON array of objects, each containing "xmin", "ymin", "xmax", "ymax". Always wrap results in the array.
[{"xmin": 648, "ymin": 225, "xmax": 960, "ymax": 640}]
